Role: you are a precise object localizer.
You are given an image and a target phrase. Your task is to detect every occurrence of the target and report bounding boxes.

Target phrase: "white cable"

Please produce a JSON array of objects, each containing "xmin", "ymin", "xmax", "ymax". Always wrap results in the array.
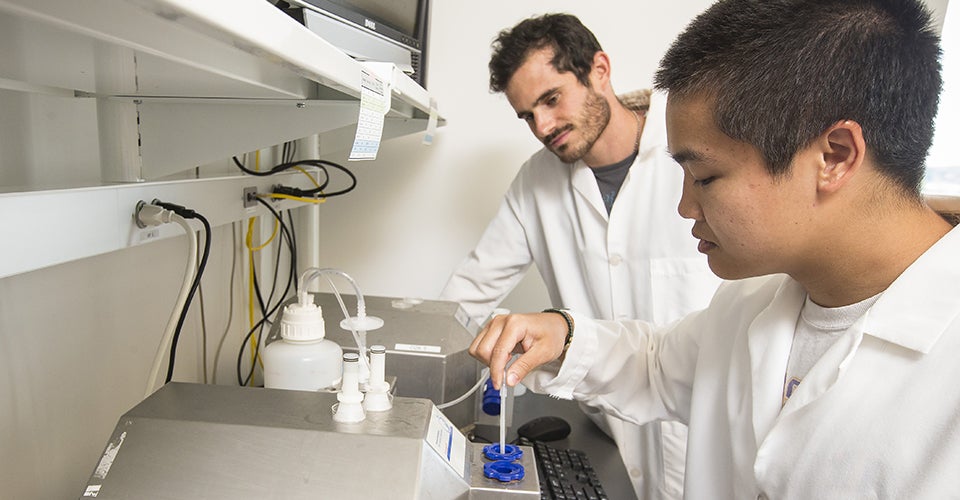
[
  {"xmin": 144, "ymin": 213, "xmax": 198, "ymax": 397},
  {"xmin": 436, "ymin": 367, "xmax": 490, "ymax": 410}
]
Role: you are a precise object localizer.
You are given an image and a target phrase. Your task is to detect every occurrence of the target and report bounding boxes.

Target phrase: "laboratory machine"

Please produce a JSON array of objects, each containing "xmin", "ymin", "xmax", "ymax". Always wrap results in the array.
[{"xmin": 81, "ymin": 382, "xmax": 539, "ymax": 499}]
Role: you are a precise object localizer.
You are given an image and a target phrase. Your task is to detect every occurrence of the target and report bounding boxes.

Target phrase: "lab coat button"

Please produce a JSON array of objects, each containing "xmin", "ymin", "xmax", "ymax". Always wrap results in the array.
[
  {"xmin": 757, "ymin": 494, "xmax": 768, "ymax": 500},
  {"xmin": 609, "ymin": 254, "xmax": 622, "ymax": 266},
  {"xmin": 628, "ymin": 467, "xmax": 642, "ymax": 477}
]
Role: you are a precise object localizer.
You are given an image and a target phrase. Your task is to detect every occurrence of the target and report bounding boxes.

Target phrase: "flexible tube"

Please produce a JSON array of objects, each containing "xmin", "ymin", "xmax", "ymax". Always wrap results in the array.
[
  {"xmin": 144, "ymin": 214, "xmax": 198, "ymax": 397},
  {"xmin": 298, "ymin": 268, "xmax": 372, "ymax": 374},
  {"xmin": 436, "ymin": 368, "xmax": 490, "ymax": 410}
]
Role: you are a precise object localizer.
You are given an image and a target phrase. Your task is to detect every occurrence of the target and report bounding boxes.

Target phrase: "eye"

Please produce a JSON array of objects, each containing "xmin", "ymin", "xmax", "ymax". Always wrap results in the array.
[
  {"xmin": 694, "ymin": 176, "xmax": 716, "ymax": 187},
  {"xmin": 545, "ymin": 93, "xmax": 559, "ymax": 106}
]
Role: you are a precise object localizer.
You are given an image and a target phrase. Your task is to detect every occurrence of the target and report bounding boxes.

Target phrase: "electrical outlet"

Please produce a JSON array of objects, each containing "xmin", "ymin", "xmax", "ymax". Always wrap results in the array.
[{"xmin": 243, "ymin": 186, "xmax": 257, "ymax": 208}]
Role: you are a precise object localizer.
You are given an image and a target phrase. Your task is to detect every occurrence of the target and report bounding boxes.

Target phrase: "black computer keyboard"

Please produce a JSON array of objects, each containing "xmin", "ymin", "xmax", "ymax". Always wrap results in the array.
[{"xmin": 518, "ymin": 437, "xmax": 609, "ymax": 500}]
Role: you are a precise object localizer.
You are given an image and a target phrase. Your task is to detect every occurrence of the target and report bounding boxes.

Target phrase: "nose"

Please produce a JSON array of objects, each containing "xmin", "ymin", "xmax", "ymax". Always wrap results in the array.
[
  {"xmin": 532, "ymin": 110, "xmax": 557, "ymax": 140},
  {"xmin": 677, "ymin": 173, "xmax": 703, "ymax": 221}
]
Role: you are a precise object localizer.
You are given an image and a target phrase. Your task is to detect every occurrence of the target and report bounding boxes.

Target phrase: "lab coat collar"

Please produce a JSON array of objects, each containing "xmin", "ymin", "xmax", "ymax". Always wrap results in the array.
[
  {"xmin": 570, "ymin": 90, "xmax": 665, "ymax": 221},
  {"xmin": 638, "ymin": 91, "xmax": 667, "ymax": 161},
  {"xmin": 863, "ymin": 223, "xmax": 960, "ymax": 353},
  {"xmin": 747, "ymin": 276, "xmax": 805, "ymax": 446},
  {"xmin": 571, "ymin": 161, "xmax": 608, "ymax": 220}
]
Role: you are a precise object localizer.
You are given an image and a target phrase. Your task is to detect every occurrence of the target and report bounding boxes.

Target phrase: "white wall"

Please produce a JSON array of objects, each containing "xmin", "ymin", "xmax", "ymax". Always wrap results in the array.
[
  {"xmin": 315, "ymin": 1, "xmax": 714, "ymax": 312},
  {"xmin": 929, "ymin": 0, "xmax": 960, "ymax": 171}
]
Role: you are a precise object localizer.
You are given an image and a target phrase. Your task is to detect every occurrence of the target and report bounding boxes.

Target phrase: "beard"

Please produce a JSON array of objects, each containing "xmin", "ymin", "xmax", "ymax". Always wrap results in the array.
[{"xmin": 545, "ymin": 88, "xmax": 611, "ymax": 163}]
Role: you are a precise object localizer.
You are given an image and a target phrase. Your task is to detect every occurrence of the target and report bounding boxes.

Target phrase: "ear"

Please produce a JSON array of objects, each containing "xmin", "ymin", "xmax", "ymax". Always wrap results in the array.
[
  {"xmin": 817, "ymin": 120, "xmax": 866, "ymax": 194},
  {"xmin": 588, "ymin": 51, "xmax": 612, "ymax": 90}
]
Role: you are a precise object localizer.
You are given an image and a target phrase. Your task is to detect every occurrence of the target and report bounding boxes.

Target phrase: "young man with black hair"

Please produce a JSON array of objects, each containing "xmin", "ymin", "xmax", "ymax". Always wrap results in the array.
[
  {"xmin": 470, "ymin": 0, "xmax": 959, "ymax": 497},
  {"xmin": 441, "ymin": 13, "xmax": 719, "ymax": 500}
]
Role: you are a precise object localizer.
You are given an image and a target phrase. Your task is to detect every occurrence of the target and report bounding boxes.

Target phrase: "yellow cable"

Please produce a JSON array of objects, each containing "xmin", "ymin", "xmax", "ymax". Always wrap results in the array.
[
  {"xmin": 246, "ymin": 218, "xmax": 257, "ymax": 386},
  {"xmin": 261, "ymin": 193, "xmax": 326, "ymax": 204},
  {"xmin": 246, "ymin": 216, "xmax": 279, "ymax": 251},
  {"xmin": 243, "ymin": 210, "xmax": 277, "ymax": 386},
  {"xmin": 294, "ymin": 166, "xmax": 323, "ymax": 189}
]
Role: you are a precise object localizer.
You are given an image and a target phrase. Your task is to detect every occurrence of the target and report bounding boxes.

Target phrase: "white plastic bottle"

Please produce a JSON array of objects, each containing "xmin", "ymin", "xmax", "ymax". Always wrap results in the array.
[{"xmin": 263, "ymin": 291, "xmax": 343, "ymax": 391}]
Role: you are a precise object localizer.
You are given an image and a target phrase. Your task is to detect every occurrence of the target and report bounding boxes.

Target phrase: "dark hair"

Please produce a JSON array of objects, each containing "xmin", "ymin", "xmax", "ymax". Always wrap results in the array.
[
  {"xmin": 489, "ymin": 13, "xmax": 603, "ymax": 93},
  {"xmin": 654, "ymin": 0, "xmax": 942, "ymax": 198}
]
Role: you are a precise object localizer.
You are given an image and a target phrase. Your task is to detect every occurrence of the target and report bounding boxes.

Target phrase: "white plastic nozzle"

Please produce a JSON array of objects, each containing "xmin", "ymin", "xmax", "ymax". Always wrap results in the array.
[
  {"xmin": 333, "ymin": 353, "xmax": 366, "ymax": 423},
  {"xmin": 363, "ymin": 345, "xmax": 392, "ymax": 412},
  {"xmin": 280, "ymin": 292, "xmax": 325, "ymax": 342}
]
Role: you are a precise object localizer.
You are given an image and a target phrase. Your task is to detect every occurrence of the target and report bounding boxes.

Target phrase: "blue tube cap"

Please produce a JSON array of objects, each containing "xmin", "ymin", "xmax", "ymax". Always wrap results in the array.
[
  {"xmin": 483, "ymin": 460, "xmax": 525, "ymax": 482},
  {"xmin": 482, "ymin": 379, "xmax": 500, "ymax": 415},
  {"xmin": 483, "ymin": 443, "xmax": 523, "ymax": 462}
]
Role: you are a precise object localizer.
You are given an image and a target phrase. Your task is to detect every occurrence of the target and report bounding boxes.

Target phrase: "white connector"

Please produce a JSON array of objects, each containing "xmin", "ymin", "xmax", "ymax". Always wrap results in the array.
[{"xmin": 134, "ymin": 200, "xmax": 175, "ymax": 228}]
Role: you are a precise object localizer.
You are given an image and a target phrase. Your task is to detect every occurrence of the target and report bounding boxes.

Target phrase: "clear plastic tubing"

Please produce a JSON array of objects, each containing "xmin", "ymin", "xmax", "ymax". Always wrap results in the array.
[
  {"xmin": 298, "ymin": 268, "xmax": 372, "ymax": 374},
  {"xmin": 499, "ymin": 369, "xmax": 507, "ymax": 454}
]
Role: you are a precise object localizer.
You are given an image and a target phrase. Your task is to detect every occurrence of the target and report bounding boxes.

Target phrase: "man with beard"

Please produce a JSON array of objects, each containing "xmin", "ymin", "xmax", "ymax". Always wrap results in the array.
[{"xmin": 440, "ymin": 13, "xmax": 719, "ymax": 500}]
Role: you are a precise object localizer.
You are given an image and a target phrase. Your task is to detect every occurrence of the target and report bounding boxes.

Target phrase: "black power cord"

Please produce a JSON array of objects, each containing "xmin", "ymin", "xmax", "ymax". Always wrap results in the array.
[
  {"xmin": 232, "ymin": 156, "xmax": 358, "ymax": 199},
  {"xmin": 150, "ymin": 200, "xmax": 212, "ymax": 385},
  {"xmin": 235, "ymin": 197, "xmax": 300, "ymax": 386}
]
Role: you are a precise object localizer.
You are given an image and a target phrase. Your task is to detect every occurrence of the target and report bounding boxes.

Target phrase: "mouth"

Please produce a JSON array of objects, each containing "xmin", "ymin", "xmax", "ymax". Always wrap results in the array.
[
  {"xmin": 544, "ymin": 125, "xmax": 573, "ymax": 148},
  {"xmin": 697, "ymin": 239, "xmax": 717, "ymax": 254},
  {"xmin": 693, "ymin": 231, "xmax": 717, "ymax": 254}
]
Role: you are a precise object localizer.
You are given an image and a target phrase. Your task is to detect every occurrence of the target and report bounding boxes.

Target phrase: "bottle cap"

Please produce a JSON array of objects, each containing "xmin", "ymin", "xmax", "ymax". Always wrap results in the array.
[
  {"xmin": 482, "ymin": 379, "xmax": 500, "ymax": 415},
  {"xmin": 280, "ymin": 292, "xmax": 325, "ymax": 341}
]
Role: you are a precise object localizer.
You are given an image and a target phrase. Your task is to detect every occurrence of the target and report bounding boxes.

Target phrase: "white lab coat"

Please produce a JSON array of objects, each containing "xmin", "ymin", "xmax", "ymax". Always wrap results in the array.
[
  {"xmin": 441, "ymin": 92, "xmax": 720, "ymax": 499},
  {"xmin": 527, "ymin": 224, "xmax": 960, "ymax": 499}
]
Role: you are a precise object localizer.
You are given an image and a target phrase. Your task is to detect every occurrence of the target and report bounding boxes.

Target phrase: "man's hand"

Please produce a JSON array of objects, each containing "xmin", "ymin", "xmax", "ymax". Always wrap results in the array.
[{"xmin": 469, "ymin": 312, "xmax": 569, "ymax": 389}]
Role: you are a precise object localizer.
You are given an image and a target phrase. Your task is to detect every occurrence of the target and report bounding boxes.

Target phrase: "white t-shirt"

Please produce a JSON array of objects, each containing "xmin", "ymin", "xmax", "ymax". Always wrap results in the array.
[{"xmin": 782, "ymin": 293, "xmax": 881, "ymax": 406}]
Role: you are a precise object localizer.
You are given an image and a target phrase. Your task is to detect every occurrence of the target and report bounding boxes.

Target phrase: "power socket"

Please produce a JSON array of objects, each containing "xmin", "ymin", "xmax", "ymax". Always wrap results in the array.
[{"xmin": 243, "ymin": 187, "xmax": 258, "ymax": 208}]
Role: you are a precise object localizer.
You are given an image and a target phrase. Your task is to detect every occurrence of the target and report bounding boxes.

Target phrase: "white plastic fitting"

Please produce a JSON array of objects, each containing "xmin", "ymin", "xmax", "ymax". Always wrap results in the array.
[
  {"xmin": 333, "ymin": 353, "xmax": 366, "ymax": 423},
  {"xmin": 363, "ymin": 345, "xmax": 392, "ymax": 412},
  {"xmin": 134, "ymin": 201, "xmax": 174, "ymax": 228},
  {"xmin": 282, "ymin": 291, "xmax": 326, "ymax": 341}
]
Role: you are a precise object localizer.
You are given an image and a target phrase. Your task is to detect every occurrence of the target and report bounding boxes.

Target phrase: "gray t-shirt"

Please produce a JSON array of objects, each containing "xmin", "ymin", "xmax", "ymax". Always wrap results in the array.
[{"xmin": 592, "ymin": 150, "xmax": 638, "ymax": 214}]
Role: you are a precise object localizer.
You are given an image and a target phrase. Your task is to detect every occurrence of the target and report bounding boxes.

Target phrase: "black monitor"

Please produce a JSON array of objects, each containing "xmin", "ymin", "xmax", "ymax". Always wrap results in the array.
[{"xmin": 280, "ymin": 0, "xmax": 430, "ymax": 88}]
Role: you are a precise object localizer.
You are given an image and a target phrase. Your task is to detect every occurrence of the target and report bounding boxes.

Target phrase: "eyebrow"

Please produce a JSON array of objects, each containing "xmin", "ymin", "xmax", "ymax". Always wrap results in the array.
[
  {"xmin": 668, "ymin": 148, "xmax": 707, "ymax": 165},
  {"xmin": 516, "ymin": 87, "xmax": 560, "ymax": 119}
]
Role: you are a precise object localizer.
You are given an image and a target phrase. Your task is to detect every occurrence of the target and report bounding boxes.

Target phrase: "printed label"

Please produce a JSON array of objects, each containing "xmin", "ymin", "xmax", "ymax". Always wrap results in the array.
[
  {"xmin": 394, "ymin": 343, "xmax": 442, "ymax": 353},
  {"xmin": 425, "ymin": 405, "xmax": 467, "ymax": 477}
]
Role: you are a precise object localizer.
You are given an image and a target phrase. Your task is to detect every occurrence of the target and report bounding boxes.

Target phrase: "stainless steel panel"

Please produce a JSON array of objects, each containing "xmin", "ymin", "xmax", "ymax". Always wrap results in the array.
[
  {"xmin": 467, "ymin": 443, "xmax": 540, "ymax": 500},
  {"xmin": 83, "ymin": 383, "xmax": 539, "ymax": 499}
]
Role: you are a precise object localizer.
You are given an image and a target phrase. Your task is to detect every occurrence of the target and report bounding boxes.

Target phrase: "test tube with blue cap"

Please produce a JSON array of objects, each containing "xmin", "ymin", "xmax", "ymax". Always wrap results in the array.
[{"xmin": 482, "ymin": 368, "xmax": 524, "ymax": 482}]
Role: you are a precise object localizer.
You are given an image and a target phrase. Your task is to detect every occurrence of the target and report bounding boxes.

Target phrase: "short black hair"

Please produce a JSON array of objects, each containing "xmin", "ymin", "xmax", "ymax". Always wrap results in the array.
[
  {"xmin": 655, "ymin": 0, "xmax": 943, "ymax": 198},
  {"xmin": 489, "ymin": 13, "xmax": 603, "ymax": 93}
]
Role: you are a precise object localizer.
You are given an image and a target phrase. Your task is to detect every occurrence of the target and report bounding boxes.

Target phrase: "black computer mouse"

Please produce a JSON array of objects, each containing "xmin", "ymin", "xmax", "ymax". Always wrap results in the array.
[{"xmin": 516, "ymin": 415, "xmax": 571, "ymax": 442}]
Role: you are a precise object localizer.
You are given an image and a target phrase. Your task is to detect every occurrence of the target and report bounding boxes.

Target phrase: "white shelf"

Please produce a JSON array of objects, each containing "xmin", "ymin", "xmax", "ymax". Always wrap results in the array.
[
  {"xmin": 0, "ymin": 172, "xmax": 322, "ymax": 280},
  {"xmin": 0, "ymin": 0, "xmax": 443, "ymax": 278},
  {"xmin": 0, "ymin": 0, "xmax": 441, "ymax": 181},
  {"xmin": 0, "ymin": 0, "xmax": 434, "ymax": 107}
]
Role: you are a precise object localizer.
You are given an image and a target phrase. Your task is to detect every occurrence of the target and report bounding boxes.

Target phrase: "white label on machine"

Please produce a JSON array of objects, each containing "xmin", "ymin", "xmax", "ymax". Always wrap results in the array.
[
  {"xmin": 394, "ymin": 343, "xmax": 441, "ymax": 353},
  {"xmin": 426, "ymin": 405, "xmax": 467, "ymax": 477}
]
